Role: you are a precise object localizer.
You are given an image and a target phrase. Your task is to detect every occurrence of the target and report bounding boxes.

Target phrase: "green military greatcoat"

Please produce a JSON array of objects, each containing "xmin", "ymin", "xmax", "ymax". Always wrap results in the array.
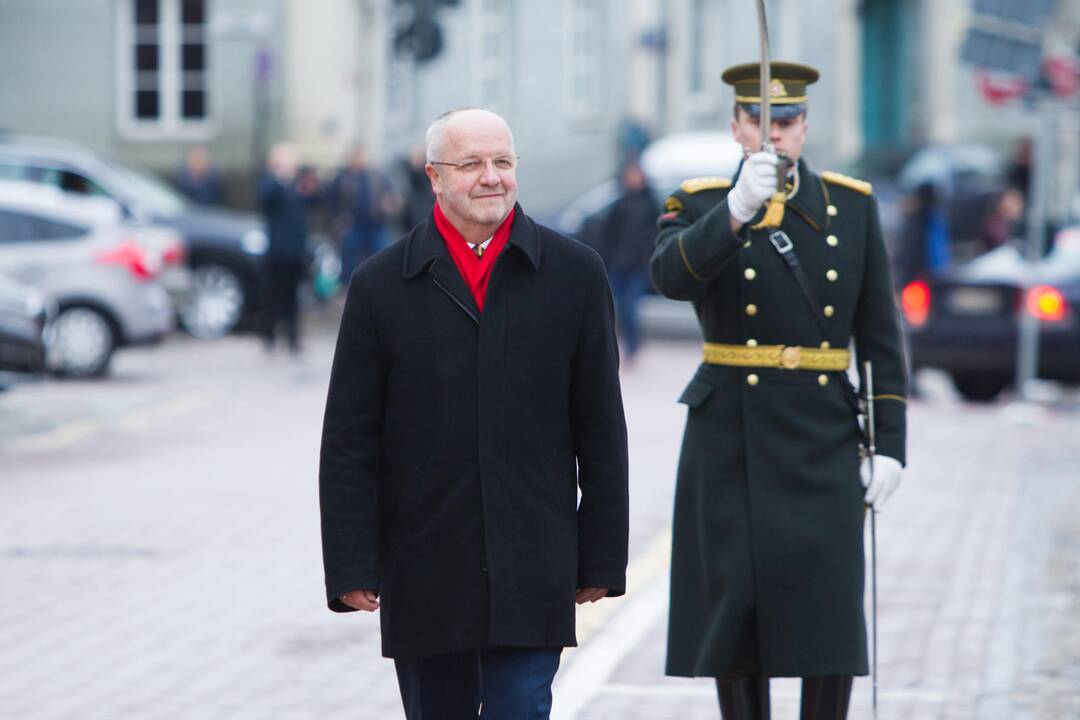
[{"xmin": 650, "ymin": 158, "xmax": 907, "ymax": 679}]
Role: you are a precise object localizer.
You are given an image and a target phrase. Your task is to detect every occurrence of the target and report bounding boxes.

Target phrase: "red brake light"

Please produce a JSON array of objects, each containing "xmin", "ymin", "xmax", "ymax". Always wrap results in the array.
[
  {"xmin": 901, "ymin": 280, "xmax": 931, "ymax": 326},
  {"xmin": 96, "ymin": 240, "xmax": 159, "ymax": 281},
  {"xmin": 1026, "ymin": 285, "xmax": 1066, "ymax": 322},
  {"xmin": 161, "ymin": 241, "xmax": 185, "ymax": 266}
]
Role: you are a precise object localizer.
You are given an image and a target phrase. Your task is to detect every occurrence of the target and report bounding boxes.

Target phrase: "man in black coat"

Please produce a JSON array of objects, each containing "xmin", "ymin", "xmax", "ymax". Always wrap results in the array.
[
  {"xmin": 319, "ymin": 108, "xmax": 629, "ymax": 720},
  {"xmin": 650, "ymin": 63, "xmax": 907, "ymax": 719}
]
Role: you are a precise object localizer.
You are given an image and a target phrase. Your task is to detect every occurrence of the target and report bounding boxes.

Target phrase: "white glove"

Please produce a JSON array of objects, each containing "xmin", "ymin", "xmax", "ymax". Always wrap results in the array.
[
  {"xmin": 860, "ymin": 455, "xmax": 902, "ymax": 511},
  {"xmin": 727, "ymin": 152, "xmax": 779, "ymax": 224}
]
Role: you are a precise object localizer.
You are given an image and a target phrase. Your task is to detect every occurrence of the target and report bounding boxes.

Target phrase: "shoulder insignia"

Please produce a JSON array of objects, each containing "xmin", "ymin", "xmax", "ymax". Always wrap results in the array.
[
  {"xmin": 665, "ymin": 196, "xmax": 684, "ymax": 212},
  {"xmin": 821, "ymin": 171, "xmax": 873, "ymax": 196},
  {"xmin": 680, "ymin": 176, "xmax": 732, "ymax": 194}
]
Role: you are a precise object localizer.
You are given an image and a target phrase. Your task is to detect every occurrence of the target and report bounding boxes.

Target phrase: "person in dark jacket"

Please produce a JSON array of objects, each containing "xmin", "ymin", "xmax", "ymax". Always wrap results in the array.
[
  {"xmin": 319, "ymin": 108, "xmax": 629, "ymax": 720},
  {"xmin": 328, "ymin": 145, "xmax": 399, "ymax": 281},
  {"xmin": 650, "ymin": 62, "xmax": 907, "ymax": 720},
  {"xmin": 257, "ymin": 143, "xmax": 310, "ymax": 353},
  {"xmin": 602, "ymin": 160, "xmax": 660, "ymax": 362},
  {"xmin": 175, "ymin": 145, "xmax": 225, "ymax": 206}
]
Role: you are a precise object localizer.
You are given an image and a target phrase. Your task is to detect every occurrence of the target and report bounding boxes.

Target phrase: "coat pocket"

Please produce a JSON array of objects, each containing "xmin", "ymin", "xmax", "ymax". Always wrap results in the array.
[{"xmin": 677, "ymin": 376, "xmax": 715, "ymax": 408}]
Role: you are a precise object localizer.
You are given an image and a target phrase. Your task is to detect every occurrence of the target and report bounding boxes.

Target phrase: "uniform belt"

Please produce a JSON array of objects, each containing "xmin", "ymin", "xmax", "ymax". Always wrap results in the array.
[{"xmin": 702, "ymin": 342, "xmax": 850, "ymax": 371}]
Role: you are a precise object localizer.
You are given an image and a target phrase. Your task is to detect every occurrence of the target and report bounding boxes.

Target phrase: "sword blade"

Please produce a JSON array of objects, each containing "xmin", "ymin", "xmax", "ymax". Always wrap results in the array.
[{"xmin": 754, "ymin": 0, "xmax": 771, "ymax": 150}]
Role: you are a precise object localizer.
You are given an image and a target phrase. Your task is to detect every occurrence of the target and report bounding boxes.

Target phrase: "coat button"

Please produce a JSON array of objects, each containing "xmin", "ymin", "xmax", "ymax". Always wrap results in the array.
[
  {"xmin": 818, "ymin": 374, "xmax": 829, "ymax": 386},
  {"xmin": 820, "ymin": 341, "xmax": 831, "ymax": 349},
  {"xmin": 827, "ymin": 235, "xmax": 839, "ymax": 247},
  {"xmin": 745, "ymin": 304, "xmax": 758, "ymax": 316},
  {"xmin": 746, "ymin": 338, "xmax": 758, "ymax": 347},
  {"xmin": 747, "ymin": 374, "xmax": 759, "ymax": 386},
  {"xmin": 824, "ymin": 305, "xmax": 835, "ymax": 317},
  {"xmin": 827, "ymin": 204, "xmax": 838, "ymax": 216},
  {"xmin": 744, "ymin": 268, "xmax": 757, "ymax": 281},
  {"xmin": 826, "ymin": 269, "xmax": 838, "ymax": 282},
  {"xmin": 743, "ymin": 240, "xmax": 752, "ymax": 248}
]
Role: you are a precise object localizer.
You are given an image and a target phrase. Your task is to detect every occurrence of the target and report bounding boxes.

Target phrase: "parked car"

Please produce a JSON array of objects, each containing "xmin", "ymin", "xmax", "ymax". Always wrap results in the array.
[
  {"xmin": 903, "ymin": 223, "xmax": 1080, "ymax": 401},
  {"xmin": 0, "ymin": 181, "xmax": 177, "ymax": 377},
  {"xmin": 0, "ymin": 275, "xmax": 50, "ymax": 390},
  {"xmin": 554, "ymin": 132, "xmax": 744, "ymax": 337},
  {"xmin": 0, "ymin": 133, "xmax": 268, "ymax": 338}
]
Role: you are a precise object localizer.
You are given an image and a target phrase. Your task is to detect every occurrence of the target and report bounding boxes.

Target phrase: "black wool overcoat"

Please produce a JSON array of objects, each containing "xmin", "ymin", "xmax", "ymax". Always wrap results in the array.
[
  {"xmin": 319, "ymin": 205, "xmax": 629, "ymax": 660},
  {"xmin": 650, "ymin": 160, "xmax": 908, "ymax": 679}
]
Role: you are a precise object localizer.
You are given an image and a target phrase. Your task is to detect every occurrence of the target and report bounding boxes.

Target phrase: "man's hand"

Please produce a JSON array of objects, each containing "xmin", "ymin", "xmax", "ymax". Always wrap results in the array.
[
  {"xmin": 728, "ymin": 151, "xmax": 779, "ymax": 227},
  {"xmin": 575, "ymin": 587, "xmax": 609, "ymax": 605},
  {"xmin": 860, "ymin": 455, "xmax": 903, "ymax": 511},
  {"xmin": 340, "ymin": 589, "xmax": 380, "ymax": 612}
]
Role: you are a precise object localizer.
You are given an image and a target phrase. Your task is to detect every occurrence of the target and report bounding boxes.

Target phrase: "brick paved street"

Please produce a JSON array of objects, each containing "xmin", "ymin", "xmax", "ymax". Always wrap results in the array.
[{"xmin": 1, "ymin": 326, "xmax": 1078, "ymax": 719}]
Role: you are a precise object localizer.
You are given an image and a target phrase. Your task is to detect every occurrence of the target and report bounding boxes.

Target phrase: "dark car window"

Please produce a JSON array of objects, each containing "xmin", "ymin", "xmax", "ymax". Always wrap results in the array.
[
  {"xmin": 0, "ymin": 161, "xmax": 109, "ymax": 198},
  {"xmin": 0, "ymin": 210, "xmax": 88, "ymax": 242}
]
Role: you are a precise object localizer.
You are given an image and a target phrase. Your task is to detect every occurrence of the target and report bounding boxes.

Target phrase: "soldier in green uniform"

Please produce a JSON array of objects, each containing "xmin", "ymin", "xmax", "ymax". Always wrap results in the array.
[{"xmin": 650, "ymin": 62, "xmax": 907, "ymax": 720}]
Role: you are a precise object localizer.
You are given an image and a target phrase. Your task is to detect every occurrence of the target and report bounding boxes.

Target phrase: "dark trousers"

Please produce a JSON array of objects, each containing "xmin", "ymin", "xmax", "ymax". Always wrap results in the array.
[
  {"xmin": 716, "ymin": 675, "xmax": 853, "ymax": 720},
  {"xmin": 608, "ymin": 268, "xmax": 649, "ymax": 359},
  {"xmin": 263, "ymin": 257, "xmax": 302, "ymax": 351},
  {"xmin": 394, "ymin": 647, "xmax": 562, "ymax": 720}
]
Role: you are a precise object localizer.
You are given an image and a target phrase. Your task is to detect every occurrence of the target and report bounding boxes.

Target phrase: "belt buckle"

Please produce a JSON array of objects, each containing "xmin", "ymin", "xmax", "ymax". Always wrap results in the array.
[
  {"xmin": 769, "ymin": 230, "xmax": 794, "ymax": 254},
  {"xmin": 780, "ymin": 346, "xmax": 801, "ymax": 370}
]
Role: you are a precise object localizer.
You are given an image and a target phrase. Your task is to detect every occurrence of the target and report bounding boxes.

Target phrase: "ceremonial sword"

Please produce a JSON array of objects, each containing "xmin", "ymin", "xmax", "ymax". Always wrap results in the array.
[
  {"xmin": 752, "ymin": 0, "xmax": 790, "ymax": 229},
  {"xmin": 864, "ymin": 360, "xmax": 879, "ymax": 718}
]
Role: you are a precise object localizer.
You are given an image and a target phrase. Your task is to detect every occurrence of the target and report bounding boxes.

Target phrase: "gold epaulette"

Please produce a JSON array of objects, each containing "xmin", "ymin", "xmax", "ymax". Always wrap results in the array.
[
  {"xmin": 680, "ymin": 176, "xmax": 732, "ymax": 194},
  {"xmin": 821, "ymin": 171, "xmax": 872, "ymax": 196}
]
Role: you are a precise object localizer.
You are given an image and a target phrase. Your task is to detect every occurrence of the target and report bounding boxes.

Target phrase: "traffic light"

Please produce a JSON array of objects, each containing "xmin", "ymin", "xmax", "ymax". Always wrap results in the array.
[{"xmin": 393, "ymin": 0, "xmax": 458, "ymax": 64}]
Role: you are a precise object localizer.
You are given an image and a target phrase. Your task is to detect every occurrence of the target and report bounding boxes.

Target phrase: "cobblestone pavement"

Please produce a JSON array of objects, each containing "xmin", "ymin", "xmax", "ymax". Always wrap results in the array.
[{"xmin": 1, "ymin": 326, "xmax": 1078, "ymax": 719}]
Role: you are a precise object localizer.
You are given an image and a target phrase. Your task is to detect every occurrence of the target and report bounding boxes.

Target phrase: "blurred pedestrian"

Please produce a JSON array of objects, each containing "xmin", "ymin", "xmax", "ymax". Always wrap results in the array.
[
  {"xmin": 175, "ymin": 145, "xmax": 224, "ymax": 206},
  {"xmin": 319, "ymin": 108, "xmax": 629, "ymax": 720},
  {"xmin": 978, "ymin": 187, "xmax": 1024, "ymax": 253},
  {"xmin": 602, "ymin": 159, "xmax": 660, "ymax": 363},
  {"xmin": 256, "ymin": 143, "xmax": 309, "ymax": 354},
  {"xmin": 327, "ymin": 145, "xmax": 398, "ymax": 281},
  {"xmin": 397, "ymin": 145, "xmax": 436, "ymax": 232},
  {"xmin": 650, "ymin": 62, "xmax": 907, "ymax": 720},
  {"xmin": 894, "ymin": 181, "xmax": 951, "ymax": 289}
]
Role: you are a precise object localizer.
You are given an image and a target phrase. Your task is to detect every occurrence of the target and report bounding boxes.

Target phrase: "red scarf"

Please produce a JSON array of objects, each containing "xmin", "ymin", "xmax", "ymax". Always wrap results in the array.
[{"xmin": 433, "ymin": 201, "xmax": 516, "ymax": 311}]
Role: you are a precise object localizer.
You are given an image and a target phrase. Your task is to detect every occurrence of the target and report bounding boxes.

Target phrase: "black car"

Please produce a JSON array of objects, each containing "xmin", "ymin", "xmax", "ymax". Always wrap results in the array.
[
  {"xmin": 0, "ymin": 275, "xmax": 48, "ymax": 389},
  {"xmin": 0, "ymin": 135, "xmax": 267, "ymax": 338},
  {"xmin": 903, "ymin": 224, "xmax": 1080, "ymax": 401}
]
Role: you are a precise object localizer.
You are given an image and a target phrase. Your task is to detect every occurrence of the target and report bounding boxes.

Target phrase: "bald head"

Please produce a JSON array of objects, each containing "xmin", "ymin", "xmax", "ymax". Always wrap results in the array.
[{"xmin": 425, "ymin": 108, "xmax": 515, "ymax": 163}]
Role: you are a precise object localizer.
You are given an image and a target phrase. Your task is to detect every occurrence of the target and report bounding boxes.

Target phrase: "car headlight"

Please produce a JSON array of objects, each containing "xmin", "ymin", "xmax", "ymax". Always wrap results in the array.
[{"xmin": 242, "ymin": 229, "xmax": 269, "ymax": 255}]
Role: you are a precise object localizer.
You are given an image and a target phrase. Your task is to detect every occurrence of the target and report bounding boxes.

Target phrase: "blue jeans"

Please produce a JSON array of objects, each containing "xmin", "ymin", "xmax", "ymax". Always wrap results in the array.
[
  {"xmin": 394, "ymin": 646, "xmax": 562, "ymax": 720},
  {"xmin": 608, "ymin": 268, "xmax": 650, "ymax": 358}
]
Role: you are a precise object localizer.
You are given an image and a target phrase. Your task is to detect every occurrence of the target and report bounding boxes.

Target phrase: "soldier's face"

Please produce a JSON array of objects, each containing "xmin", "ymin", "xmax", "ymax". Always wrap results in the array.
[
  {"xmin": 731, "ymin": 107, "xmax": 808, "ymax": 163},
  {"xmin": 426, "ymin": 111, "xmax": 518, "ymax": 231}
]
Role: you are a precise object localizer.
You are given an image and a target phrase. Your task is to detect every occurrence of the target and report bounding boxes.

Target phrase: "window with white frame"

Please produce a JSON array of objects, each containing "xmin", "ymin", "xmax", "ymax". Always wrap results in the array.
[
  {"xmin": 565, "ymin": 0, "xmax": 602, "ymax": 118},
  {"xmin": 472, "ymin": 0, "xmax": 511, "ymax": 109},
  {"xmin": 117, "ymin": 0, "xmax": 213, "ymax": 139}
]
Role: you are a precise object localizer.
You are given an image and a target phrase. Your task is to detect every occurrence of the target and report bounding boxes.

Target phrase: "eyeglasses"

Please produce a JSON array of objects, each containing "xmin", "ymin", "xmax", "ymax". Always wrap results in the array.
[{"xmin": 430, "ymin": 155, "xmax": 519, "ymax": 175}]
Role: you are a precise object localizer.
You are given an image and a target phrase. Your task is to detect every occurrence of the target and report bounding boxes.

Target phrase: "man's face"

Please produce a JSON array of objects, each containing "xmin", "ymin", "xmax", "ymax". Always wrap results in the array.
[
  {"xmin": 426, "ymin": 111, "xmax": 518, "ymax": 230},
  {"xmin": 730, "ymin": 106, "xmax": 809, "ymax": 163}
]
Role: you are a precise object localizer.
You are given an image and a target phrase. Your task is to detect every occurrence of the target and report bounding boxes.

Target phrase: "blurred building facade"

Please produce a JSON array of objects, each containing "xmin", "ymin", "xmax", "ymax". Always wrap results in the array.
[{"xmin": 1, "ymin": 0, "xmax": 1076, "ymax": 216}]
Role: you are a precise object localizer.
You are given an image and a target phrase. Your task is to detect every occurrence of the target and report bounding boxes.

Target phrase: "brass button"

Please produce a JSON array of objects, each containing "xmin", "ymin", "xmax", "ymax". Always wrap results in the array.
[
  {"xmin": 826, "ymin": 269, "xmax": 838, "ymax": 282},
  {"xmin": 745, "ymin": 304, "xmax": 758, "ymax": 317},
  {"xmin": 743, "ymin": 240, "xmax": 752, "ymax": 248},
  {"xmin": 744, "ymin": 268, "xmax": 757, "ymax": 281},
  {"xmin": 827, "ymin": 235, "xmax": 839, "ymax": 247},
  {"xmin": 746, "ymin": 339, "xmax": 758, "ymax": 347},
  {"xmin": 747, "ymin": 374, "xmax": 759, "ymax": 386},
  {"xmin": 818, "ymin": 374, "xmax": 829, "ymax": 386},
  {"xmin": 824, "ymin": 305, "xmax": 835, "ymax": 317},
  {"xmin": 820, "ymin": 341, "xmax": 831, "ymax": 349},
  {"xmin": 780, "ymin": 346, "xmax": 802, "ymax": 370},
  {"xmin": 827, "ymin": 204, "xmax": 838, "ymax": 217}
]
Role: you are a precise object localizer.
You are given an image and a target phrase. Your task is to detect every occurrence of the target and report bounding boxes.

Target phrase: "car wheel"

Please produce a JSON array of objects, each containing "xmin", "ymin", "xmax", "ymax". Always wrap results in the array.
[
  {"xmin": 48, "ymin": 306, "xmax": 116, "ymax": 378},
  {"xmin": 951, "ymin": 373, "xmax": 1007, "ymax": 403},
  {"xmin": 178, "ymin": 263, "xmax": 246, "ymax": 339}
]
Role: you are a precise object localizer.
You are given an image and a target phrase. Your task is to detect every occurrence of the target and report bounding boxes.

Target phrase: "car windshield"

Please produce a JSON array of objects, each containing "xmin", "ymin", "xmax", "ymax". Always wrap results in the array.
[{"xmin": 106, "ymin": 161, "xmax": 188, "ymax": 217}]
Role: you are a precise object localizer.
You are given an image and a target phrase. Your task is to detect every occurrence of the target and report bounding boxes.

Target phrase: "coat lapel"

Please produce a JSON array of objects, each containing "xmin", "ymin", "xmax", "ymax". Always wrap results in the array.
[{"xmin": 403, "ymin": 217, "xmax": 481, "ymax": 322}]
